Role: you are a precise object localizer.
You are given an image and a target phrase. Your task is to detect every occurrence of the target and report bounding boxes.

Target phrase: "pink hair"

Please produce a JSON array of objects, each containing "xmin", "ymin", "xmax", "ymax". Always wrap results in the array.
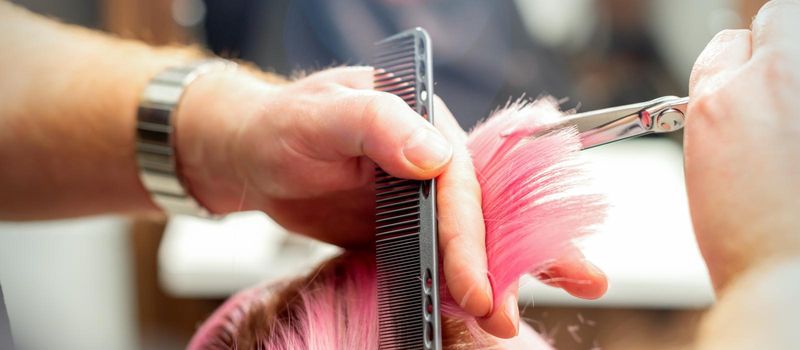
[
  {"xmin": 189, "ymin": 98, "xmax": 606, "ymax": 349},
  {"xmin": 449, "ymin": 98, "xmax": 605, "ymax": 317}
]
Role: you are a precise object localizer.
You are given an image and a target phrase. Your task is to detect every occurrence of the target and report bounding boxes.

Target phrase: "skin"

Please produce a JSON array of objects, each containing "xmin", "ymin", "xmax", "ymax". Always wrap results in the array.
[
  {"xmin": 2, "ymin": 0, "xmax": 798, "ymax": 346},
  {"xmin": 685, "ymin": 0, "xmax": 800, "ymax": 291},
  {"xmin": 0, "ymin": 1, "xmax": 605, "ymax": 338},
  {"xmin": 173, "ymin": 67, "xmax": 607, "ymax": 338},
  {"xmin": 685, "ymin": 0, "xmax": 800, "ymax": 348}
]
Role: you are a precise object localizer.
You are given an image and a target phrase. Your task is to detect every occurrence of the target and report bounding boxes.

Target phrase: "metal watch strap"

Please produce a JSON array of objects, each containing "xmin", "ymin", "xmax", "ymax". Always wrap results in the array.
[{"xmin": 136, "ymin": 59, "xmax": 234, "ymax": 217}]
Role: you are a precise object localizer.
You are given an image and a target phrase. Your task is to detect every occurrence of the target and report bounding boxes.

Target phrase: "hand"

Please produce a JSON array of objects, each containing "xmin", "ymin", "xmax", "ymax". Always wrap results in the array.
[
  {"xmin": 174, "ymin": 66, "xmax": 606, "ymax": 338},
  {"xmin": 175, "ymin": 66, "xmax": 452, "ymax": 244},
  {"xmin": 685, "ymin": 0, "xmax": 800, "ymax": 292}
]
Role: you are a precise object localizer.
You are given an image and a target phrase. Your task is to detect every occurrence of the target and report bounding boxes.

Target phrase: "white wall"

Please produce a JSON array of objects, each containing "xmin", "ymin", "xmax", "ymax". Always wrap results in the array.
[{"xmin": 0, "ymin": 216, "xmax": 137, "ymax": 350}]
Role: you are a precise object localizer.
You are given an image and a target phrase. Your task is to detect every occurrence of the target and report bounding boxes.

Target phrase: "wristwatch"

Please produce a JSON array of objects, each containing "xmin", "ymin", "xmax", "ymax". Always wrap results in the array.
[{"xmin": 135, "ymin": 59, "xmax": 235, "ymax": 217}]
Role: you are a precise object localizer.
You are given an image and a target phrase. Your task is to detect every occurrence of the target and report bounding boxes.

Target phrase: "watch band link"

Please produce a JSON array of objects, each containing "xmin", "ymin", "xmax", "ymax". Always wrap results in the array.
[{"xmin": 136, "ymin": 60, "xmax": 234, "ymax": 217}]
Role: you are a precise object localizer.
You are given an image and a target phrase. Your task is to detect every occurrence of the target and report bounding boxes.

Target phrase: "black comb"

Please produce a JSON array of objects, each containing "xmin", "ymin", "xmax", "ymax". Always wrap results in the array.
[{"xmin": 373, "ymin": 28, "xmax": 442, "ymax": 350}]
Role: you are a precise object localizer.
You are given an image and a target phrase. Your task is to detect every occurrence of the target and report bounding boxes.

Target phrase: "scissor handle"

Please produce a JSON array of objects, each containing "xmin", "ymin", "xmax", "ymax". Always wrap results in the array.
[{"xmin": 539, "ymin": 96, "xmax": 688, "ymax": 150}]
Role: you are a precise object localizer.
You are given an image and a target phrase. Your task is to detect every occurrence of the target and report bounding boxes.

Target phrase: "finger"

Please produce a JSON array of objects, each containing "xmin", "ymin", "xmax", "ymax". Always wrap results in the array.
[
  {"xmin": 312, "ymin": 90, "xmax": 453, "ymax": 180},
  {"xmin": 689, "ymin": 29, "xmax": 752, "ymax": 95},
  {"xmin": 476, "ymin": 280, "xmax": 519, "ymax": 339},
  {"xmin": 535, "ymin": 247, "xmax": 608, "ymax": 300},
  {"xmin": 434, "ymin": 97, "xmax": 493, "ymax": 318},
  {"xmin": 432, "ymin": 96, "xmax": 469, "ymax": 143},
  {"xmin": 301, "ymin": 66, "xmax": 375, "ymax": 89},
  {"xmin": 752, "ymin": 0, "xmax": 800, "ymax": 54}
]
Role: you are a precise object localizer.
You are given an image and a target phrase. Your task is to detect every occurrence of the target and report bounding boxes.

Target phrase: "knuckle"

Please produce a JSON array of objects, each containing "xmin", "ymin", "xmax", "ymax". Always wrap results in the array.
[
  {"xmin": 753, "ymin": 0, "xmax": 800, "ymax": 30},
  {"xmin": 690, "ymin": 50, "xmax": 719, "ymax": 86},
  {"xmin": 759, "ymin": 0, "xmax": 800, "ymax": 15},
  {"xmin": 688, "ymin": 93, "xmax": 713, "ymax": 120},
  {"xmin": 360, "ymin": 93, "xmax": 387, "ymax": 127},
  {"xmin": 439, "ymin": 228, "xmax": 465, "ymax": 253},
  {"xmin": 689, "ymin": 90, "xmax": 728, "ymax": 129},
  {"xmin": 291, "ymin": 77, "xmax": 321, "ymax": 93},
  {"xmin": 376, "ymin": 91, "xmax": 407, "ymax": 108},
  {"xmin": 713, "ymin": 29, "xmax": 740, "ymax": 42},
  {"xmin": 690, "ymin": 29, "xmax": 749, "ymax": 87},
  {"xmin": 757, "ymin": 49, "xmax": 797, "ymax": 81},
  {"xmin": 311, "ymin": 81, "xmax": 342, "ymax": 94},
  {"xmin": 704, "ymin": 29, "xmax": 748, "ymax": 54},
  {"xmin": 361, "ymin": 92, "xmax": 404, "ymax": 125},
  {"xmin": 352, "ymin": 92, "xmax": 401, "ymax": 148},
  {"xmin": 751, "ymin": 49, "xmax": 800, "ymax": 103}
]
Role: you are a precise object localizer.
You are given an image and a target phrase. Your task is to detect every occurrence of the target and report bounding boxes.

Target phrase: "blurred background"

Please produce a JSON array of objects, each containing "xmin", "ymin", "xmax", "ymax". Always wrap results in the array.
[{"xmin": 0, "ymin": 0, "xmax": 767, "ymax": 349}]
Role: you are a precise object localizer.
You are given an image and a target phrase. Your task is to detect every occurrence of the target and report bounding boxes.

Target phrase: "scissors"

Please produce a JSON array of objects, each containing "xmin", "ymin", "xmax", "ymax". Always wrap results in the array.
[{"xmin": 535, "ymin": 96, "xmax": 689, "ymax": 150}]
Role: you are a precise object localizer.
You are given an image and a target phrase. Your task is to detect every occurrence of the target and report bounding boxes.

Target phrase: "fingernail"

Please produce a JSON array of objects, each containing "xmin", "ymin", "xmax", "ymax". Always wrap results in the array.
[
  {"xmin": 583, "ymin": 260, "xmax": 606, "ymax": 278},
  {"xmin": 480, "ymin": 275, "xmax": 494, "ymax": 317},
  {"xmin": 536, "ymin": 271, "xmax": 561, "ymax": 288},
  {"xmin": 504, "ymin": 293, "xmax": 519, "ymax": 336},
  {"xmin": 403, "ymin": 127, "xmax": 452, "ymax": 170}
]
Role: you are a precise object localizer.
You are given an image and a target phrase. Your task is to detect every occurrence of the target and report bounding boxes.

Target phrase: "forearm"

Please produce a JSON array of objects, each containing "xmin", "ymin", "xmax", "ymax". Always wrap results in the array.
[
  {"xmin": 0, "ymin": 2, "xmax": 201, "ymax": 219},
  {"xmin": 697, "ymin": 257, "xmax": 800, "ymax": 349}
]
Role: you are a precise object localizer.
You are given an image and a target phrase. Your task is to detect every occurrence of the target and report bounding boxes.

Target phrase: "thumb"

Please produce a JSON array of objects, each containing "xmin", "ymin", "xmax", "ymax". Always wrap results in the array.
[{"xmin": 318, "ymin": 90, "xmax": 454, "ymax": 180}]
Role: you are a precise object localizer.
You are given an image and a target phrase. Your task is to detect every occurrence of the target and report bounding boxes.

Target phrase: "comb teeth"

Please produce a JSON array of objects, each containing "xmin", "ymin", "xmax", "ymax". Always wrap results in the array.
[
  {"xmin": 373, "ymin": 37, "xmax": 423, "ymax": 110},
  {"xmin": 373, "ymin": 28, "xmax": 441, "ymax": 350},
  {"xmin": 375, "ymin": 167, "xmax": 424, "ymax": 349}
]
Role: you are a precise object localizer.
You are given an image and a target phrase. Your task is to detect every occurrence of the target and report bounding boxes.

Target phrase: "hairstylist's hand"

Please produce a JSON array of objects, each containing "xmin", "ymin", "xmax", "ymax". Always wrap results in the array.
[
  {"xmin": 174, "ymin": 66, "xmax": 454, "ymax": 243},
  {"xmin": 173, "ymin": 66, "xmax": 606, "ymax": 338},
  {"xmin": 685, "ymin": 0, "xmax": 800, "ymax": 292}
]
